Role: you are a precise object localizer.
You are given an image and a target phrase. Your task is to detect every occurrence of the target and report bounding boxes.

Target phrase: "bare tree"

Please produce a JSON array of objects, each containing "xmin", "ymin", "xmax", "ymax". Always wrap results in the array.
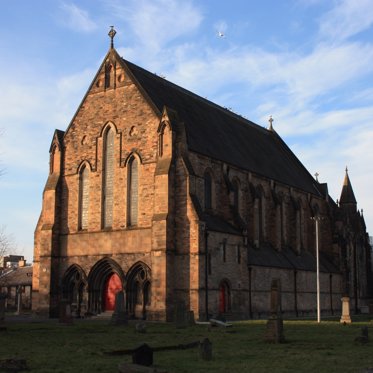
[{"xmin": 0, "ymin": 225, "xmax": 16, "ymax": 257}]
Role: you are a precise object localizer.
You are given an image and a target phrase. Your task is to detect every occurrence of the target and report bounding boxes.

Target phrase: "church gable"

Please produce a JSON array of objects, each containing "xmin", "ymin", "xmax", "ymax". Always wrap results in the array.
[{"xmin": 61, "ymin": 48, "xmax": 161, "ymax": 177}]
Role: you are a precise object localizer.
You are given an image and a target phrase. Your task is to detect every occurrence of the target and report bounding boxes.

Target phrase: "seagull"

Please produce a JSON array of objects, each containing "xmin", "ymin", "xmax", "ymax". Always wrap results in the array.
[{"xmin": 218, "ymin": 31, "xmax": 225, "ymax": 38}]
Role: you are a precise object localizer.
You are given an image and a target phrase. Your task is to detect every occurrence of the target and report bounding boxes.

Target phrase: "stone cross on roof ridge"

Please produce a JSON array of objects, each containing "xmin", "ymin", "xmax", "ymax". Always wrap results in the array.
[
  {"xmin": 108, "ymin": 26, "xmax": 117, "ymax": 49},
  {"xmin": 268, "ymin": 115, "xmax": 274, "ymax": 131}
]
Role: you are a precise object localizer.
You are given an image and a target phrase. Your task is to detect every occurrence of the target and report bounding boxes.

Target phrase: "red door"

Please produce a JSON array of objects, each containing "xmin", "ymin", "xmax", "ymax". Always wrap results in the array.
[
  {"xmin": 219, "ymin": 284, "xmax": 226, "ymax": 314},
  {"xmin": 104, "ymin": 273, "xmax": 122, "ymax": 311}
]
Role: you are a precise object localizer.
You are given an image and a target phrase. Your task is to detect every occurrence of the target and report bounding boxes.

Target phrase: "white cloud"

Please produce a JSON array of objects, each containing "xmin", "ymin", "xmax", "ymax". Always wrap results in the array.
[
  {"xmin": 319, "ymin": 0, "xmax": 373, "ymax": 42},
  {"xmin": 107, "ymin": 0, "xmax": 203, "ymax": 55},
  {"xmin": 60, "ymin": 2, "xmax": 97, "ymax": 32}
]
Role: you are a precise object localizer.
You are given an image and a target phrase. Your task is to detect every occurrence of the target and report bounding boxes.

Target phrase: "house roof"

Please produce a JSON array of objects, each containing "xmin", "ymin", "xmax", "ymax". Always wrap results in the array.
[
  {"xmin": 0, "ymin": 267, "xmax": 33, "ymax": 287},
  {"xmin": 123, "ymin": 58, "xmax": 322, "ymax": 196}
]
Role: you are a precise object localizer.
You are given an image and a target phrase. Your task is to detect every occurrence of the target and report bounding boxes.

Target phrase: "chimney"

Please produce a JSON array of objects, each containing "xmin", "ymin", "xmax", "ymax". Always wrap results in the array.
[{"xmin": 18, "ymin": 259, "xmax": 26, "ymax": 267}]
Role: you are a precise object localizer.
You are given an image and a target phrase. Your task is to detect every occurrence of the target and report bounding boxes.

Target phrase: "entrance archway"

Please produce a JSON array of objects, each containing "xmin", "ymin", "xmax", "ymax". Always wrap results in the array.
[
  {"xmin": 87, "ymin": 258, "xmax": 125, "ymax": 314},
  {"xmin": 104, "ymin": 273, "xmax": 122, "ymax": 311}
]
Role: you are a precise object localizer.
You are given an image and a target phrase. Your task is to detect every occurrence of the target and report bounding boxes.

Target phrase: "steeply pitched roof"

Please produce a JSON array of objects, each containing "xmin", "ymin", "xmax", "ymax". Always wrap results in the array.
[
  {"xmin": 340, "ymin": 168, "xmax": 357, "ymax": 205},
  {"xmin": 123, "ymin": 59, "xmax": 322, "ymax": 196}
]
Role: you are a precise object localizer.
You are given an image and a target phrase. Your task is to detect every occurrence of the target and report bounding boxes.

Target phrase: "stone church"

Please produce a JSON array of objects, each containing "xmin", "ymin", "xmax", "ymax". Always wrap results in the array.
[{"xmin": 32, "ymin": 29, "xmax": 372, "ymax": 320}]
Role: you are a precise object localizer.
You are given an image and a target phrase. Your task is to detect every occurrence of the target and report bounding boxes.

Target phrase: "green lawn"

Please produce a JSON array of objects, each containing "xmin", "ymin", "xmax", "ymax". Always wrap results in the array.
[{"xmin": 1, "ymin": 317, "xmax": 373, "ymax": 372}]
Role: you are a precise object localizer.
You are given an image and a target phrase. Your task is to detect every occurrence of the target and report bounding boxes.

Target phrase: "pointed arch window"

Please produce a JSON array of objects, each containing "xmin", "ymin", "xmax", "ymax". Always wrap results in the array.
[
  {"xmin": 78, "ymin": 165, "xmax": 90, "ymax": 230},
  {"xmin": 127, "ymin": 156, "xmax": 139, "ymax": 226},
  {"xmin": 295, "ymin": 202, "xmax": 303, "ymax": 253},
  {"xmin": 281, "ymin": 200, "xmax": 286, "ymax": 245},
  {"xmin": 102, "ymin": 127, "xmax": 114, "ymax": 228},
  {"xmin": 254, "ymin": 193, "xmax": 264, "ymax": 248},
  {"xmin": 158, "ymin": 123, "xmax": 171, "ymax": 158},
  {"xmin": 232, "ymin": 179, "xmax": 240, "ymax": 213},
  {"xmin": 50, "ymin": 144, "xmax": 61, "ymax": 174},
  {"xmin": 105, "ymin": 63, "xmax": 112, "ymax": 88},
  {"xmin": 204, "ymin": 171, "xmax": 212, "ymax": 210}
]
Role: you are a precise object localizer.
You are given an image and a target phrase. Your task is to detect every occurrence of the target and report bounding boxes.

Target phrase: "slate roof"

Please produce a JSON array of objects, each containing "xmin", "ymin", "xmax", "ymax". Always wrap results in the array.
[
  {"xmin": 247, "ymin": 245, "xmax": 339, "ymax": 273},
  {"xmin": 0, "ymin": 267, "xmax": 33, "ymax": 287},
  {"xmin": 124, "ymin": 59, "xmax": 322, "ymax": 196}
]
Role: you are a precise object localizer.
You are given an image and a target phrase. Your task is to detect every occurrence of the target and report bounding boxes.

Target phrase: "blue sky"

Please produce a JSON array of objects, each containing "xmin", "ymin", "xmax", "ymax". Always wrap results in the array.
[{"xmin": 1, "ymin": 0, "xmax": 373, "ymax": 262}]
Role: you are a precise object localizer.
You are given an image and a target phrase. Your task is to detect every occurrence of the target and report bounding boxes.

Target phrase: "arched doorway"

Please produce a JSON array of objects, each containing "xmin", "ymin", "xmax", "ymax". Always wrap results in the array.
[
  {"xmin": 219, "ymin": 280, "xmax": 231, "ymax": 314},
  {"xmin": 126, "ymin": 262, "xmax": 151, "ymax": 319},
  {"xmin": 62, "ymin": 265, "xmax": 87, "ymax": 317},
  {"xmin": 87, "ymin": 258, "xmax": 125, "ymax": 314},
  {"xmin": 104, "ymin": 273, "xmax": 122, "ymax": 311}
]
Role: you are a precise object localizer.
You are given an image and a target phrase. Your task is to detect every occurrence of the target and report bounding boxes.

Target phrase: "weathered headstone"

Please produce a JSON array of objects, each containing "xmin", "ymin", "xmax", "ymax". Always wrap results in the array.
[
  {"xmin": 59, "ymin": 299, "xmax": 73, "ymax": 325},
  {"xmin": 340, "ymin": 296, "xmax": 352, "ymax": 324},
  {"xmin": 264, "ymin": 279, "xmax": 285, "ymax": 343},
  {"xmin": 187, "ymin": 310, "xmax": 195, "ymax": 326},
  {"xmin": 0, "ymin": 293, "xmax": 7, "ymax": 331},
  {"xmin": 118, "ymin": 363, "xmax": 160, "ymax": 373},
  {"xmin": 0, "ymin": 358, "xmax": 28, "ymax": 372},
  {"xmin": 135, "ymin": 322, "xmax": 147, "ymax": 334},
  {"xmin": 111, "ymin": 291, "xmax": 128, "ymax": 326},
  {"xmin": 355, "ymin": 326, "xmax": 369, "ymax": 344},
  {"xmin": 132, "ymin": 343, "xmax": 153, "ymax": 367},
  {"xmin": 199, "ymin": 338, "xmax": 212, "ymax": 361}
]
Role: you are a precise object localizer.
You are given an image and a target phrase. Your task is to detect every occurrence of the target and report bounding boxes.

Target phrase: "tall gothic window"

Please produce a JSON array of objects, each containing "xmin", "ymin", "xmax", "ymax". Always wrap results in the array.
[
  {"xmin": 105, "ymin": 63, "xmax": 112, "ymax": 88},
  {"xmin": 276, "ymin": 202, "xmax": 282, "ymax": 250},
  {"xmin": 127, "ymin": 156, "xmax": 139, "ymax": 226},
  {"xmin": 295, "ymin": 205, "xmax": 303, "ymax": 253},
  {"xmin": 204, "ymin": 171, "xmax": 212, "ymax": 210},
  {"xmin": 281, "ymin": 200, "xmax": 287, "ymax": 245},
  {"xmin": 254, "ymin": 194, "xmax": 264, "ymax": 248},
  {"xmin": 102, "ymin": 127, "xmax": 114, "ymax": 228},
  {"xmin": 232, "ymin": 180, "xmax": 239, "ymax": 213},
  {"xmin": 78, "ymin": 165, "xmax": 89, "ymax": 230},
  {"xmin": 158, "ymin": 123, "xmax": 171, "ymax": 158}
]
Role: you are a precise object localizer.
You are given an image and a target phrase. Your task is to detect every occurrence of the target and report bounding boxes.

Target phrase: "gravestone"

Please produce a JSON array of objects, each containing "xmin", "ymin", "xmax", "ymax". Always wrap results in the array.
[
  {"xmin": 59, "ymin": 299, "xmax": 73, "ymax": 325},
  {"xmin": 111, "ymin": 291, "xmax": 128, "ymax": 326},
  {"xmin": 135, "ymin": 322, "xmax": 146, "ymax": 334},
  {"xmin": 187, "ymin": 310, "xmax": 195, "ymax": 326},
  {"xmin": 340, "ymin": 296, "xmax": 352, "ymax": 324},
  {"xmin": 132, "ymin": 343, "xmax": 153, "ymax": 367},
  {"xmin": 0, "ymin": 293, "xmax": 6, "ymax": 331},
  {"xmin": 0, "ymin": 358, "xmax": 28, "ymax": 372},
  {"xmin": 199, "ymin": 338, "xmax": 212, "ymax": 361},
  {"xmin": 174, "ymin": 301, "xmax": 188, "ymax": 329},
  {"xmin": 118, "ymin": 363, "xmax": 160, "ymax": 373},
  {"xmin": 355, "ymin": 326, "xmax": 369, "ymax": 344},
  {"xmin": 264, "ymin": 279, "xmax": 285, "ymax": 343}
]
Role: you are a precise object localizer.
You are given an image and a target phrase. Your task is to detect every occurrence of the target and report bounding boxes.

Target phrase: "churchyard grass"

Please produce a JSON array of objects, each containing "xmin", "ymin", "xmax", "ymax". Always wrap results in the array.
[{"xmin": 1, "ymin": 317, "xmax": 373, "ymax": 372}]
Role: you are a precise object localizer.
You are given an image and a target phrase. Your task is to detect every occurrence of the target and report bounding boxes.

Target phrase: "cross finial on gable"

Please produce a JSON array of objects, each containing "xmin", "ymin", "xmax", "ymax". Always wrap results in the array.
[
  {"xmin": 108, "ymin": 26, "xmax": 117, "ymax": 49},
  {"xmin": 314, "ymin": 172, "xmax": 319, "ymax": 181},
  {"xmin": 268, "ymin": 115, "xmax": 274, "ymax": 131}
]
